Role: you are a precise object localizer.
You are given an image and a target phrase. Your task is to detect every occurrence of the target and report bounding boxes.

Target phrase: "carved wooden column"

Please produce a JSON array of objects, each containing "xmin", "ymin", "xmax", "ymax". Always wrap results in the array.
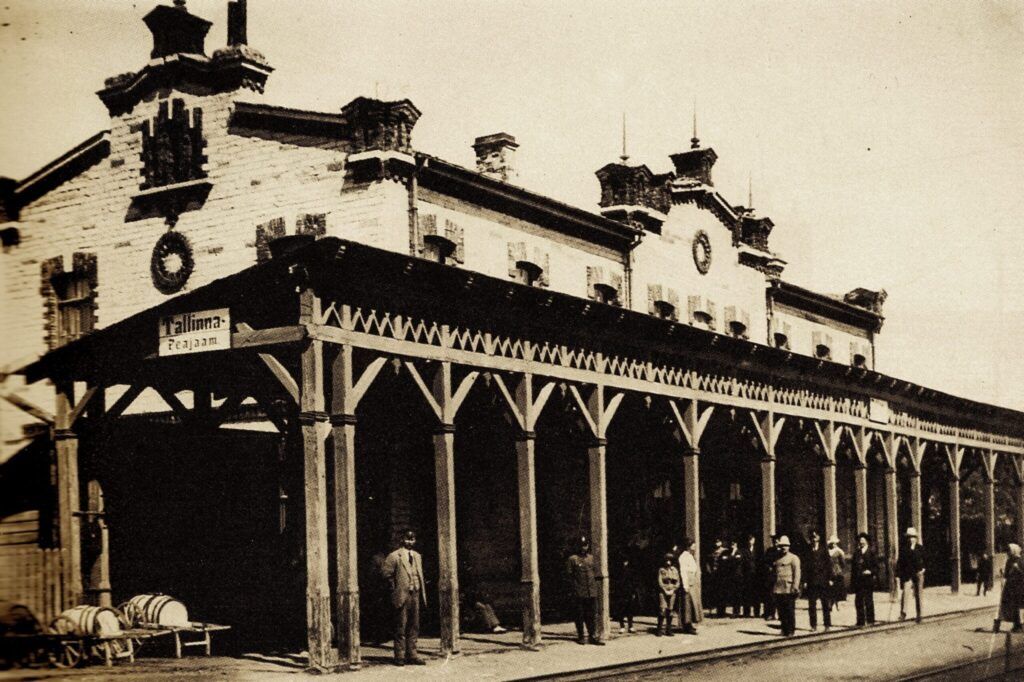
[
  {"xmin": 683, "ymin": 448, "xmax": 700, "ymax": 565},
  {"xmin": 493, "ymin": 371, "xmax": 553, "ymax": 649},
  {"xmin": 85, "ymin": 480, "xmax": 111, "ymax": 608},
  {"xmin": 570, "ymin": 383, "xmax": 624, "ymax": 642},
  {"xmin": 884, "ymin": 465, "xmax": 899, "ymax": 598},
  {"xmin": 751, "ymin": 409, "xmax": 784, "ymax": 549},
  {"xmin": 982, "ymin": 451, "xmax": 997, "ymax": 561},
  {"xmin": 588, "ymin": 437, "xmax": 610, "ymax": 641},
  {"xmin": 909, "ymin": 471, "xmax": 923, "ymax": 544},
  {"xmin": 54, "ymin": 381, "xmax": 83, "ymax": 609},
  {"xmin": 949, "ymin": 475, "xmax": 961, "ymax": 593},
  {"xmin": 434, "ymin": 423, "xmax": 459, "ymax": 654},
  {"xmin": 823, "ymin": 461, "xmax": 838, "ymax": 542},
  {"xmin": 299, "ymin": 289, "xmax": 333, "ymax": 670},
  {"xmin": 1014, "ymin": 457, "xmax": 1024, "ymax": 549},
  {"xmin": 854, "ymin": 464, "xmax": 869, "ymax": 535},
  {"xmin": 404, "ymin": 355, "xmax": 478, "ymax": 655}
]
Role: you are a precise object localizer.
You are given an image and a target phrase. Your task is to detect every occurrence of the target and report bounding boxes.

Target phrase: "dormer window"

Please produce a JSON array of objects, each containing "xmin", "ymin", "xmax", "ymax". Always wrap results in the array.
[
  {"xmin": 423, "ymin": 234, "xmax": 456, "ymax": 263},
  {"xmin": 42, "ymin": 253, "xmax": 98, "ymax": 350},
  {"xmin": 508, "ymin": 242, "xmax": 549, "ymax": 288},
  {"xmin": 688, "ymin": 295, "xmax": 717, "ymax": 331},
  {"xmin": 418, "ymin": 214, "xmax": 464, "ymax": 266},
  {"xmin": 648, "ymin": 284, "xmax": 679, "ymax": 321},
  {"xmin": 771, "ymin": 319, "xmax": 792, "ymax": 350},
  {"xmin": 725, "ymin": 306, "xmax": 751, "ymax": 340},
  {"xmin": 850, "ymin": 340, "xmax": 871, "ymax": 369},
  {"xmin": 587, "ymin": 266, "xmax": 622, "ymax": 306},
  {"xmin": 812, "ymin": 331, "xmax": 834, "ymax": 360}
]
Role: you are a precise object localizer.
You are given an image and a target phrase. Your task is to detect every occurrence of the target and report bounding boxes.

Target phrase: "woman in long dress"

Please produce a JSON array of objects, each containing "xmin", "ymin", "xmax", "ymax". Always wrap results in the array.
[
  {"xmin": 994, "ymin": 543, "xmax": 1024, "ymax": 632},
  {"xmin": 828, "ymin": 534, "xmax": 847, "ymax": 610}
]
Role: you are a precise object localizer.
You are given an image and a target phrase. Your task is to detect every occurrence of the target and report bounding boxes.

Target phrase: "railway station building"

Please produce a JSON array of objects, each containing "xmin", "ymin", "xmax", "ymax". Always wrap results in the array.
[{"xmin": 2, "ymin": 1, "xmax": 1022, "ymax": 670}]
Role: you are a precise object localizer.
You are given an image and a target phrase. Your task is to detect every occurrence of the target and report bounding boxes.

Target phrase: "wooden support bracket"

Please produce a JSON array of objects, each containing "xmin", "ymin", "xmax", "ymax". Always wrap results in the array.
[
  {"xmin": 491, "ymin": 373, "xmax": 555, "ymax": 433},
  {"xmin": 405, "ymin": 361, "xmax": 479, "ymax": 425},
  {"xmin": 750, "ymin": 410, "xmax": 785, "ymax": 459},
  {"xmin": 238, "ymin": 322, "xmax": 300, "ymax": 406},
  {"xmin": 2, "ymin": 392, "xmax": 55, "ymax": 425},
  {"xmin": 667, "ymin": 399, "xmax": 714, "ymax": 451},
  {"xmin": 568, "ymin": 384, "xmax": 625, "ymax": 440},
  {"xmin": 813, "ymin": 420, "xmax": 844, "ymax": 464}
]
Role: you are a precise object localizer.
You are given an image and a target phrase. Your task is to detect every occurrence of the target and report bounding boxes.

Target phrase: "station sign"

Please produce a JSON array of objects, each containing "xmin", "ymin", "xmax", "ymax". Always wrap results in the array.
[
  {"xmin": 158, "ymin": 308, "xmax": 231, "ymax": 356},
  {"xmin": 869, "ymin": 397, "xmax": 890, "ymax": 424}
]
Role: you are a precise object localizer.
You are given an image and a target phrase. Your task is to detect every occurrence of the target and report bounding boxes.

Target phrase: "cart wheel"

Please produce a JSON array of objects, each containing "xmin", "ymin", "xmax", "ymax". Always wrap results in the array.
[{"xmin": 51, "ymin": 640, "xmax": 83, "ymax": 668}]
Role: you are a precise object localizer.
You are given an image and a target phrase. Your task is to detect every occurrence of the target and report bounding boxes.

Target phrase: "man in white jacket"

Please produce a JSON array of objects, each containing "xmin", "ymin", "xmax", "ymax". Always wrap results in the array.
[{"xmin": 678, "ymin": 537, "xmax": 703, "ymax": 634}]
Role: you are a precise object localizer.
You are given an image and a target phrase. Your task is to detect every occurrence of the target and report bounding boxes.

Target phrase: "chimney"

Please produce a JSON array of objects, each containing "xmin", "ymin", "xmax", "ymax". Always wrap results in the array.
[
  {"xmin": 473, "ymin": 133, "xmax": 518, "ymax": 182},
  {"xmin": 227, "ymin": 0, "xmax": 247, "ymax": 46},
  {"xmin": 143, "ymin": 2, "xmax": 212, "ymax": 59}
]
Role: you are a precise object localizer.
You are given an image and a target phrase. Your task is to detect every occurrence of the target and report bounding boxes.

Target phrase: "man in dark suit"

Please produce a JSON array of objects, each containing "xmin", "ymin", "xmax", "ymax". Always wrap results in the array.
[
  {"xmin": 740, "ymin": 534, "xmax": 761, "ymax": 617},
  {"xmin": 852, "ymin": 532, "xmax": 876, "ymax": 626},
  {"xmin": 566, "ymin": 536, "xmax": 605, "ymax": 645},
  {"xmin": 803, "ymin": 530, "xmax": 834, "ymax": 631},
  {"xmin": 381, "ymin": 530, "xmax": 428, "ymax": 666},
  {"xmin": 898, "ymin": 527, "xmax": 926, "ymax": 623}
]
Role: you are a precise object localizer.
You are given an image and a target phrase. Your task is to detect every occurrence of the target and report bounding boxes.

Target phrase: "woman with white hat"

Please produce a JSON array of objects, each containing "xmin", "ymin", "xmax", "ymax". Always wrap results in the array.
[
  {"xmin": 994, "ymin": 543, "xmax": 1024, "ymax": 633},
  {"xmin": 828, "ymin": 534, "xmax": 847, "ymax": 610}
]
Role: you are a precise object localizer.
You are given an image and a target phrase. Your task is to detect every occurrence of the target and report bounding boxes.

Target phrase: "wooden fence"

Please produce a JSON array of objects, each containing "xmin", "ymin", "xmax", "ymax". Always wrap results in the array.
[{"xmin": 0, "ymin": 510, "xmax": 65, "ymax": 625}]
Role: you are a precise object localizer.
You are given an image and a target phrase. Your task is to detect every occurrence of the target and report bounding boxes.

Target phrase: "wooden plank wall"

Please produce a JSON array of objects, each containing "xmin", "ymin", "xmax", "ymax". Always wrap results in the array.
[{"xmin": 0, "ymin": 510, "xmax": 65, "ymax": 625}]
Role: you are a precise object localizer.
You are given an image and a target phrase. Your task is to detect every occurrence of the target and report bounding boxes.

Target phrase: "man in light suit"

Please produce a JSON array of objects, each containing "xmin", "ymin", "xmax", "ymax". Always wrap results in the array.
[{"xmin": 381, "ymin": 530, "xmax": 428, "ymax": 666}]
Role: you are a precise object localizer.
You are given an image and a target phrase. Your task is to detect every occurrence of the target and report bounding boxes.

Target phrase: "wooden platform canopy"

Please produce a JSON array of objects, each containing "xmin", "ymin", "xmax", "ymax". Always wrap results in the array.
[{"xmin": 18, "ymin": 236, "xmax": 1024, "ymax": 670}]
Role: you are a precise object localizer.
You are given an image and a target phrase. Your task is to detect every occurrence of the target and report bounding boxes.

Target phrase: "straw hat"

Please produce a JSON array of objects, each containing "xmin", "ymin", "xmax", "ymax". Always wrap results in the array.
[
  {"xmin": 905, "ymin": 527, "xmax": 918, "ymax": 537},
  {"xmin": 828, "ymin": 534, "xmax": 840, "ymax": 545},
  {"xmin": 777, "ymin": 535, "xmax": 791, "ymax": 547}
]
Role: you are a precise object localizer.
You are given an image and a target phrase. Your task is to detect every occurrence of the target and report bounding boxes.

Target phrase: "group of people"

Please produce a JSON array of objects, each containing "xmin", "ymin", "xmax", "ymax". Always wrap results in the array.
[{"xmin": 379, "ymin": 526, "xmax": 932, "ymax": 665}]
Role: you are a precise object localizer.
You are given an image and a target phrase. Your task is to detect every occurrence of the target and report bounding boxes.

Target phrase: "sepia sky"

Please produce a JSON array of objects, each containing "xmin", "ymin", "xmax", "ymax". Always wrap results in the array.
[{"xmin": 1, "ymin": 1, "xmax": 1022, "ymax": 411}]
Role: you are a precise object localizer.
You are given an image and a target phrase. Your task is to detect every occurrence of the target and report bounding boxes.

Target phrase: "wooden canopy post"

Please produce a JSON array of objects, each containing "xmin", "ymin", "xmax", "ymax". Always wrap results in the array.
[
  {"xmin": 944, "ymin": 443, "xmax": 964, "ymax": 593},
  {"xmin": 404, "ymin": 351, "xmax": 479, "ymax": 655},
  {"xmin": 329, "ymin": 330, "xmax": 385, "ymax": 668},
  {"xmin": 751, "ymin": 406, "xmax": 784, "ymax": 549},
  {"xmin": 814, "ymin": 421, "xmax": 842, "ymax": 542},
  {"xmin": 570, "ymin": 381, "xmax": 625, "ymax": 643},
  {"xmin": 1012, "ymin": 457, "xmax": 1024, "ymax": 549},
  {"xmin": 982, "ymin": 451, "xmax": 997, "ymax": 561},
  {"xmin": 493, "ymin": 370, "xmax": 555, "ymax": 648},
  {"xmin": 910, "ymin": 438, "xmax": 927, "ymax": 545},
  {"xmin": 54, "ymin": 381, "xmax": 83, "ymax": 609},
  {"xmin": 85, "ymin": 480, "xmax": 112, "ymax": 608},
  {"xmin": 299, "ymin": 288, "xmax": 334, "ymax": 670},
  {"xmin": 877, "ymin": 432, "xmax": 900, "ymax": 598},
  {"xmin": 850, "ymin": 427, "xmax": 871, "ymax": 535},
  {"xmin": 668, "ymin": 399, "xmax": 714, "ymax": 569}
]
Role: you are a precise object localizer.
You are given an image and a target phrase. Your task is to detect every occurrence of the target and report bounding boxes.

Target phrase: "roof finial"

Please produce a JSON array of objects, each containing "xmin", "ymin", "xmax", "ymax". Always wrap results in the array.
[
  {"xmin": 748, "ymin": 172, "xmax": 753, "ymax": 208},
  {"xmin": 620, "ymin": 111, "xmax": 629, "ymax": 164},
  {"xmin": 690, "ymin": 99, "xmax": 700, "ymax": 149},
  {"xmin": 173, "ymin": 0, "xmax": 187, "ymax": 8}
]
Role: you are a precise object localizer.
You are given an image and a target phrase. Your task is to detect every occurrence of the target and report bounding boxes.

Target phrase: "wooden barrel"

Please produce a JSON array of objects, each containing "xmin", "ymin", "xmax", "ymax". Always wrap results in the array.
[
  {"xmin": 54, "ymin": 605, "xmax": 122, "ymax": 637},
  {"xmin": 126, "ymin": 594, "xmax": 188, "ymax": 626}
]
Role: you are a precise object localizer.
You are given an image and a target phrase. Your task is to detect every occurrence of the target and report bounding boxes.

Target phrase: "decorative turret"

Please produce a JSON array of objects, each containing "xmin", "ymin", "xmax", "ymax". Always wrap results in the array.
[
  {"xmin": 473, "ymin": 133, "xmax": 518, "ymax": 183},
  {"xmin": 340, "ymin": 97, "xmax": 421, "ymax": 155},
  {"xmin": 669, "ymin": 111, "xmax": 717, "ymax": 186},
  {"xmin": 143, "ymin": 1, "xmax": 212, "ymax": 59},
  {"xmin": 594, "ymin": 163, "xmax": 671, "ymax": 232},
  {"xmin": 97, "ymin": 1, "xmax": 272, "ymax": 116}
]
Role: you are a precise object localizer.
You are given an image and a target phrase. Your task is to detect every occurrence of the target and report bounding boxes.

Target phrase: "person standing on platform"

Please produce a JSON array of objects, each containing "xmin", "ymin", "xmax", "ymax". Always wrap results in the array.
[
  {"xmin": 722, "ymin": 539, "xmax": 743, "ymax": 617},
  {"xmin": 381, "ymin": 530, "xmax": 428, "ymax": 666},
  {"xmin": 656, "ymin": 552, "xmax": 680, "ymax": 636},
  {"xmin": 678, "ymin": 537, "xmax": 702, "ymax": 634},
  {"xmin": 705, "ymin": 538, "xmax": 726, "ymax": 617},
  {"xmin": 828, "ymin": 534, "xmax": 847, "ymax": 611},
  {"xmin": 977, "ymin": 551, "xmax": 993, "ymax": 596},
  {"xmin": 613, "ymin": 551, "xmax": 640, "ymax": 634},
  {"xmin": 763, "ymin": 535, "xmax": 782, "ymax": 620},
  {"xmin": 740, "ymin": 534, "xmax": 761, "ymax": 617},
  {"xmin": 566, "ymin": 536, "xmax": 604, "ymax": 645},
  {"xmin": 803, "ymin": 530, "xmax": 833, "ymax": 631},
  {"xmin": 773, "ymin": 535, "xmax": 801, "ymax": 636},
  {"xmin": 852, "ymin": 532, "xmax": 877, "ymax": 626},
  {"xmin": 898, "ymin": 527, "xmax": 926, "ymax": 623},
  {"xmin": 994, "ymin": 543, "xmax": 1024, "ymax": 633}
]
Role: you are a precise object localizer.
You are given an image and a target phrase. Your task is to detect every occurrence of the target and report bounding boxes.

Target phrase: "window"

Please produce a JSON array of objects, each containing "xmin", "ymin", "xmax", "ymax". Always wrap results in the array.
[
  {"xmin": 592, "ymin": 283, "xmax": 619, "ymax": 305},
  {"xmin": 511, "ymin": 260, "xmax": 543, "ymax": 286},
  {"xmin": 773, "ymin": 332, "xmax": 791, "ymax": 350},
  {"xmin": 852, "ymin": 353, "xmax": 867, "ymax": 369},
  {"xmin": 140, "ymin": 98, "xmax": 206, "ymax": 190},
  {"xmin": 772, "ymin": 319, "xmax": 792, "ymax": 350},
  {"xmin": 812, "ymin": 331, "xmax": 834, "ymax": 360},
  {"xmin": 648, "ymin": 284, "xmax": 679, "ymax": 320},
  {"xmin": 423, "ymin": 234, "xmax": 456, "ymax": 264},
  {"xmin": 507, "ymin": 242, "xmax": 549, "ymax": 287},
  {"xmin": 654, "ymin": 301, "xmax": 676, "ymax": 320},
  {"xmin": 815, "ymin": 344, "xmax": 832, "ymax": 360},
  {"xmin": 725, "ymin": 306, "xmax": 751, "ymax": 340},
  {"xmin": 688, "ymin": 295, "xmax": 716, "ymax": 330},
  {"xmin": 42, "ymin": 253, "xmax": 97, "ymax": 350},
  {"xmin": 587, "ymin": 266, "xmax": 622, "ymax": 306}
]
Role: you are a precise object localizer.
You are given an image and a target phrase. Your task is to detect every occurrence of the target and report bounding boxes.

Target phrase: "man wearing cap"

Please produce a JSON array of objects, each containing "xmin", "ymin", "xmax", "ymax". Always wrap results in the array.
[
  {"xmin": 566, "ymin": 536, "xmax": 604, "ymax": 645},
  {"xmin": 803, "ymin": 530, "xmax": 834, "ymax": 631},
  {"xmin": 382, "ymin": 530, "xmax": 428, "ymax": 666},
  {"xmin": 772, "ymin": 535, "xmax": 801, "ymax": 636},
  {"xmin": 897, "ymin": 527, "xmax": 926, "ymax": 623}
]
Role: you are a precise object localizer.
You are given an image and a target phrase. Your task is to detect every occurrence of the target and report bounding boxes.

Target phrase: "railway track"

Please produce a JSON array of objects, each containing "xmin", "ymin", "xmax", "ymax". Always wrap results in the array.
[{"xmin": 514, "ymin": 605, "xmax": 1015, "ymax": 681}]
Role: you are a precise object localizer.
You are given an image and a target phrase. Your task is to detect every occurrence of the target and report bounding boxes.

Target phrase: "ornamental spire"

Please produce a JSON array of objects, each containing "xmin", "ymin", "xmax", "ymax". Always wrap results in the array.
[
  {"xmin": 620, "ymin": 111, "xmax": 630, "ymax": 165},
  {"xmin": 690, "ymin": 99, "xmax": 700, "ymax": 150}
]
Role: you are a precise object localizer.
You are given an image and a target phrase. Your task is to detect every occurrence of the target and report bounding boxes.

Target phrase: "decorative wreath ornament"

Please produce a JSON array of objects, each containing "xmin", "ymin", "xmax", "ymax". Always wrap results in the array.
[
  {"xmin": 151, "ymin": 231, "xmax": 194, "ymax": 294},
  {"xmin": 692, "ymin": 229, "xmax": 712, "ymax": 275}
]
